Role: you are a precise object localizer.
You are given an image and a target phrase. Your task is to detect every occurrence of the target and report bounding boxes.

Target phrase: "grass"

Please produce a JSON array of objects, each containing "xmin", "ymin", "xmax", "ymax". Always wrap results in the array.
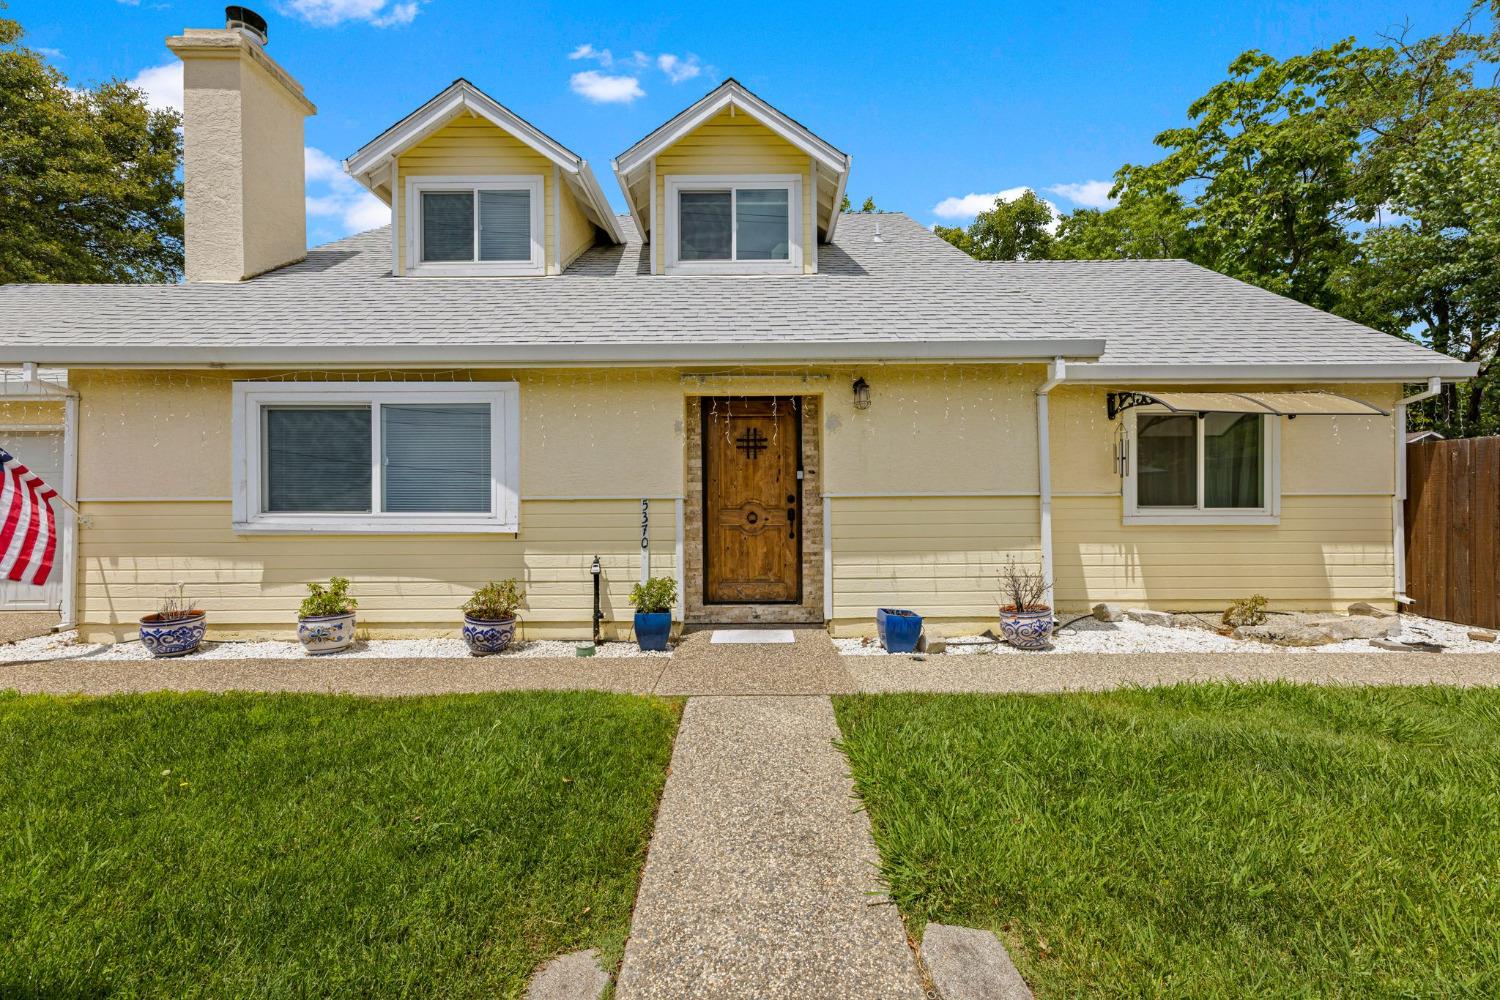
[
  {"xmin": 834, "ymin": 684, "xmax": 1500, "ymax": 998},
  {"xmin": 0, "ymin": 690, "xmax": 681, "ymax": 999}
]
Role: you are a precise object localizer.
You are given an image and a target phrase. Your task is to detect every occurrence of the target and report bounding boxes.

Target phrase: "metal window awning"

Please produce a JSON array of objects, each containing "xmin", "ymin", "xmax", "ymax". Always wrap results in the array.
[{"xmin": 1107, "ymin": 390, "xmax": 1389, "ymax": 420}]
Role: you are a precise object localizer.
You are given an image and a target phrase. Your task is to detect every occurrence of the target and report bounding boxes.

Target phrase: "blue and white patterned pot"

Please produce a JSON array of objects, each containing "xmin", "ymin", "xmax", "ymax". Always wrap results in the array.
[
  {"xmin": 462, "ymin": 615, "xmax": 517, "ymax": 656},
  {"xmin": 297, "ymin": 612, "xmax": 356, "ymax": 655},
  {"xmin": 999, "ymin": 607, "xmax": 1055, "ymax": 650},
  {"xmin": 139, "ymin": 611, "xmax": 206, "ymax": 658}
]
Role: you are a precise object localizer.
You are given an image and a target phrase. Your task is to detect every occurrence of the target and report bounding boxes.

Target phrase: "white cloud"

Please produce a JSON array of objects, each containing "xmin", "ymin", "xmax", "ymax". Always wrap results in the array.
[
  {"xmin": 278, "ymin": 0, "xmax": 424, "ymax": 27},
  {"xmin": 128, "ymin": 62, "xmax": 183, "ymax": 114},
  {"xmin": 932, "ymin": 187, "xmax": 1033, "ymax": 220},
  {"xmin": 36, "ymin": 47, "xmax": 64, "ymax": 60},
  {"xmin": 304, "ymin": 146, "xmax": 390, "ymax": 238},
  {"xmin": 570, "ymin": 70, "xmax": 645, "ymax": 104},
  {"xmin": 657, "ymin": 53, "xmax": 701, "ymax": 84},
  {"xmin": 569, "ymin": 43, "xmax": 614, "ymax": 67},
  {"xmin": 1046, "ymin": 180, "xmax": 1116, "ymax": 209}
]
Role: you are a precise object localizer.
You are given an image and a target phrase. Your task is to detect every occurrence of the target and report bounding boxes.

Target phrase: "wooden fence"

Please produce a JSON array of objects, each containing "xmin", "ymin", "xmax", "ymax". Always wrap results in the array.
[{"xmin": 1405, "ymin": 437, "xmax": 1500, "ymax": 630}]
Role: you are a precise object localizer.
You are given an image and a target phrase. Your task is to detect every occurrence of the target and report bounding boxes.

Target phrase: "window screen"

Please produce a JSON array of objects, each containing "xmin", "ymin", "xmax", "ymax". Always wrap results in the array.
[
  {"xmin": 264, "ymin": 407, "xmax": 373, "ymax": 512},
  {"xmin": 735, "ymin": 188, "xmax": 790, "ymax": 260},
  {"xmin": 679, "ymin": 190, "xmax": 732, "ymax": 260},
  {"xmin": 382, "ymin": 403, "xmax": 491, "ymax": 513},
  {"xmin": 420, "ymin": 191, "xmax": 474, "ymax": 262}
]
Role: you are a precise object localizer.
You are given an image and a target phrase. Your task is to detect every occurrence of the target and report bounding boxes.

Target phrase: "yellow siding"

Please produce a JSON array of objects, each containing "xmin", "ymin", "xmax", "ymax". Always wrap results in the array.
[
  {"xmin": 652, "ymin": 108, "xmax": 815, "ymax": 274},
  {"xmin": 394, "ymin": 116, "xmax": 597, "ymax": 275},
  {"xmin": 829, "ymin": 496, "xmax": 1040, "ymax": 635},
  {"xmin": 1053, "ymin": 494, "xmax": 1394, "ymax": 610},
  {"xmin": 78, "ymin": 499, "xmax": 676, "ymax": 641},
  {"xmin": 559, "ymin": 176, "xmax": 595, "ymax": 267}
]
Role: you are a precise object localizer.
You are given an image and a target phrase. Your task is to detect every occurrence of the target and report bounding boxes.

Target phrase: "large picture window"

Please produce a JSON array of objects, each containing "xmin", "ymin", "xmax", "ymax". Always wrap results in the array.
[
  {"xmin": 406, "ymin": 176, "xmax": 544, "ymax": 276},
  {"xmin": 666, "ymin": 175, "xmax": 802, "ymax": 274},
  {"xmin": 233, "ymin": 382, "xmax": 519, "ymax": 533},
  {"xmin": 1125, "ymin": 410, "xmax": 1278, "ymax": 524}
]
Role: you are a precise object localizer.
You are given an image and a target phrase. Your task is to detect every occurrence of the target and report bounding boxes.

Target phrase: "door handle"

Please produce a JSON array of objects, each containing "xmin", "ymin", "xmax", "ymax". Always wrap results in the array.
[{"xmin": 787, "ymin": 508, "xmax": 797, "ymax": 522}]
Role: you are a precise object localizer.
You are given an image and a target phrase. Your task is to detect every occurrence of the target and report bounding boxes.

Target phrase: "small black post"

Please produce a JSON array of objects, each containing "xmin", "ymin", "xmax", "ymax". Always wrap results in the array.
[{"xmin": 590, "ymin": 555, "xmax": 602, "ymax": 644}]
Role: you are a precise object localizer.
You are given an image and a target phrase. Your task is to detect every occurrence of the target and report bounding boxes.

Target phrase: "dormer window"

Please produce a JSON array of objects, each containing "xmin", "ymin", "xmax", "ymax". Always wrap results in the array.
[
  {"xmin": 405, "ymin": 176, "xmax": 545, "ymax": 276},
  {"xmin": 665, "ymin": 175, "xmax": 803, "ymax": 274}
]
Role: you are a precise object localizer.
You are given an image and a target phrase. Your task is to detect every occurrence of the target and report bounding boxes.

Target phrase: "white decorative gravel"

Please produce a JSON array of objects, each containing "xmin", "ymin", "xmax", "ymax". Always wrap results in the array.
[
  {"xmin": 0, "ymin": 633, "xmax": 670, "ymax": 663},
  {"xmin": 834, "ymin": 613, "xmax": 1499, "ymax": 656}
]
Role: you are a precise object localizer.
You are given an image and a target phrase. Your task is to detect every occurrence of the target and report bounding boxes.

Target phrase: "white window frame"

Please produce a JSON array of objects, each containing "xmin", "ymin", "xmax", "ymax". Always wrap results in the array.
[
  {"xmin": 664, "ymin": 174, "xmax": 803, "ymax": 275},
  {"xmin": 1123, "ymin": 408, "xmax": 1281, "ymax": 525},
  {"xmin": 405, "ymin": 175, "xmax": 545, "ymax": 277},
  {"xmin": 231, "ymin": 381, "xmax": 520, "ymax": 534}
]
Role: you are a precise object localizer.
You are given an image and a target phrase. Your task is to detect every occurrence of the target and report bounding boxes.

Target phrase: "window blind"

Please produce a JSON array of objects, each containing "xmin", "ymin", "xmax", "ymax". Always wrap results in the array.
[
  {"xmin": 421, "ymin": 191, "xmax": 474, "ymax": 262},
  {"xmin": 736, "ymin": 188, "xmax": 790, "ymax": 260},
  {"xmin": 679, "ymin": 190, "xmax": 732, "ymax": 260},
  {"xmin": 382, "ymin": 403, "xmax": 491, "ymax": 513},
  {"xmin": 265, "ymin": 407, "xmax": 373, "ymax": 512},
  {"xmin": 478, "ymin": 190, "xmax": 531, "ymax": 262}
]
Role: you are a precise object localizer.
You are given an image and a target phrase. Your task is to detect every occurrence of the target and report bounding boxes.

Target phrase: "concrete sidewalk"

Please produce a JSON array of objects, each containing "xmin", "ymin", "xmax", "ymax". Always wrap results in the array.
[{"xmin": 614, "ymin": 696, "xmax": 926, "ymax": 999}]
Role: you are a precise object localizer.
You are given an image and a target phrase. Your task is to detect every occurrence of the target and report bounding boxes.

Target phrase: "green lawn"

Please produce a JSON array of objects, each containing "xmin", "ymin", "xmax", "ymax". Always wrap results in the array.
[
  {"xmin": 0, "ymin": 690, "xmax": 680, "ymax": 999},
  {"xmin": 834, "ymin": 684, "xmax": 1500, "ymax": 998}
]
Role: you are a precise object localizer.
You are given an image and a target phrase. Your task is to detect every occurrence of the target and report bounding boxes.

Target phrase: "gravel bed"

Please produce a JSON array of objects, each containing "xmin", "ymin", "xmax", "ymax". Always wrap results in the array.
[
  {"xmin": 835, "ymin": 613, "xmax": 1498, "ymax": 656},
  {"xmin": 0, "ymin": 633, "xmax": 670, "ymax": 663}
]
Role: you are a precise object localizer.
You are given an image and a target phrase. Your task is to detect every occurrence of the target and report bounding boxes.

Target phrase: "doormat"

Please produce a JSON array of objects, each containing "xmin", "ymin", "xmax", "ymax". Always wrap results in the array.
[{"xmin": 709, "ymin": 629, "xmax": 796, "ymax": 644}]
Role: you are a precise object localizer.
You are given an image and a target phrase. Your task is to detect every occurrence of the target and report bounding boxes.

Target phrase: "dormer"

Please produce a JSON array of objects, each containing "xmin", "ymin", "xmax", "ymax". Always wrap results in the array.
[
  {"xmin": 346, "ymin": 80, "xmax": 621, "ymax": 277},
  {"xmin": 612, "ymin": 80, "xmax": 850, "ymax": 276}
]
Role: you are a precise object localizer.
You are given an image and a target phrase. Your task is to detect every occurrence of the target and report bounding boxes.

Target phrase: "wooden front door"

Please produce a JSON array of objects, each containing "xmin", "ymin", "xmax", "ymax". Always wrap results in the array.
[{"xmin": 703, "ymin": 397, "xmax": 801, "ymax": 604}]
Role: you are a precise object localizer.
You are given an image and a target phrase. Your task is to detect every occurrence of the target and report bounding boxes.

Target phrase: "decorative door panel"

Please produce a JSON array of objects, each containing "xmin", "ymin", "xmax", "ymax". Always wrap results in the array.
[{"xmin": 703, "ymin": 398, "xmax": 801, "ymax": 603}]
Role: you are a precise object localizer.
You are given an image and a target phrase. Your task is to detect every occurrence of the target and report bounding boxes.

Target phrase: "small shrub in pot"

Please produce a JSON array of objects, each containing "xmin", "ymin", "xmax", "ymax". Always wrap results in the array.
[
  {"xmin": 139, "ymin": 592, "xmax": 207, "ymax": 658},
  {"xmin": 997, "ymin": 558, "xmax": 1054, "ymax": 650},
  {"xmin": 629, "ymin": 576, "xmax": 676, "ymax": 651},
  {"xmin": 297, "ymin": 577, "xmax": 357, "ymax": 654},
  {"xmin": 461, "ymin": 579, "xmax": 525, "ymax": 655}
]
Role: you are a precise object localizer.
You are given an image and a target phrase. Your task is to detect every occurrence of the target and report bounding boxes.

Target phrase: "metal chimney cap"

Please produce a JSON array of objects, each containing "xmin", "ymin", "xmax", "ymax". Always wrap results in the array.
[{"xmin": 225, "ymin": 5, "xmax": 269, "ymax": 44}]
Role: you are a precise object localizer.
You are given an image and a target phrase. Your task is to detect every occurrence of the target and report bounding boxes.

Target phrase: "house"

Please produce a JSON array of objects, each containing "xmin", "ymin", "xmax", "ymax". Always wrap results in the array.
[{"xmin": 0, "ymin": 10, "xmax": 1476, "ymax": 642}]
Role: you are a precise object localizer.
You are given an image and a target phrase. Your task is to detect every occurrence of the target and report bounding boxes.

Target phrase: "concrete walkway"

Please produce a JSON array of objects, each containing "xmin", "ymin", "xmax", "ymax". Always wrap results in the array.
[
  {"xmin": 614, "ymin": 695, "xmax": 925, "ymax": 999},
  {"xmin": 3, "ymin": 647, "xmax": 1499, "ymax": 697}
]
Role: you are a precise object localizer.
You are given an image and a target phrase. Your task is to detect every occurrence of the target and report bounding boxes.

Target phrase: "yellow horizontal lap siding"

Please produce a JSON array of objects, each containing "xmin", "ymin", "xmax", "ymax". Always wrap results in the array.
[
  {"xmin": 395, "ymin": 116, "xmax": 582, "ymax": 274},
  {"xmin": 1052, "ymin": 495, "xmax": 1394, "ymax": 608},
  {"xmin": 653, "ymin": 108, "xmax": 814, "ymax": 274},
  {"xmin": 830, "ymin": 497, "xmax": 1040, "ymax": 629},
  {"xmin": 77, "ymin": 499, "xmax": 675, "ymax": 640}
]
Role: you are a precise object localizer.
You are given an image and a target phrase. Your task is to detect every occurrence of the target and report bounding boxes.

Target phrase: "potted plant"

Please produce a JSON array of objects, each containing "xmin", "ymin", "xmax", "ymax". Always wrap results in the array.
[
  {"xmin": 297, "ymin": 576, "xmax": 357, "ymax": 655},
  {"xmin": 997, "ymin": 559, "xmax": 1054, "ymax": 650},
  {"xmin": 629, "ymin": 576, "xmax": 676, "ymax": 651},
  {"xmin": 461, "ymin": 579, "xmax": 525, "ymax": 655},
  {"xmin": 139, "ymin": 591, "xmax": 206, "ymax": 658}
]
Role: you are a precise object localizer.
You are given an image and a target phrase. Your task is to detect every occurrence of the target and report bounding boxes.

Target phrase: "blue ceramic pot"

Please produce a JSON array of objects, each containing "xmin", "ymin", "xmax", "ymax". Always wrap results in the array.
[
  {"xmin": 297, "ymin": 612, "xmax": 356, "ymax": 654},
  {"xmin": 876, "ymin": 607, "xmax": 892, "ymax": 648},
  {"xmin": 634, "ymin": 611, "xmax": 672, "ymax": 651},
  {"xmin": 999, "ymin": 607, "xmax": 1054, "ymax": 650},
  {"xmin": 139, "ymin": 611, "xmax": 206, "ymax": 658},
  {"xmin": 882, "ymin": 609, "xmax": 923, "ymax": 653},
  {"xmin": 462, "ymin": 615, "xmax": 517, "ymax": 655}
]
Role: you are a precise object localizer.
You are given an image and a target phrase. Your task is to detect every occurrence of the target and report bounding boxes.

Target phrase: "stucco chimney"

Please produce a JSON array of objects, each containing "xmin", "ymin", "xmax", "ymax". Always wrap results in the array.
[{"xmin": 167, "ymin": 8, "xmax": 316, "ymax": 282}]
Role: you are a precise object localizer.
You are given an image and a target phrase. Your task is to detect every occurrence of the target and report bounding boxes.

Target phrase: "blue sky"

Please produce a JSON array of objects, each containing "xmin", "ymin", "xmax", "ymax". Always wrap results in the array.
[{"xmin": 10, "ymin": 0, "xmax": 1484, "ymax": 247}]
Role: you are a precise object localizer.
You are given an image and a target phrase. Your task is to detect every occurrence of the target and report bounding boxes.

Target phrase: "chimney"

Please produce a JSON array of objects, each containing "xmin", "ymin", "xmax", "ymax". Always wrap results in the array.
[{"xmin": 167, "ymin": 7, "xmax": 316, "ymax": 282}]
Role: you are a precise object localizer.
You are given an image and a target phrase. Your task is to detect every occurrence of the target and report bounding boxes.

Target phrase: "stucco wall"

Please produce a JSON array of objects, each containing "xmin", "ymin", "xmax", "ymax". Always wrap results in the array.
[
  {"xmin": 174, "ymin": 32, "xmax": 311, "ymax": 282},
  {"xmin": 652, "ymin": 108, "xmax": 816, "ymax": 274}
]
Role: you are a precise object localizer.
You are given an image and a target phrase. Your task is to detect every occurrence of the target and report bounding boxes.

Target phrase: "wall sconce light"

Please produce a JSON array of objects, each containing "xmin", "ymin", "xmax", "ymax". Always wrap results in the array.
[{"xmin": 852, "ymin": 377, "xmax": 871, "ymax": 411}]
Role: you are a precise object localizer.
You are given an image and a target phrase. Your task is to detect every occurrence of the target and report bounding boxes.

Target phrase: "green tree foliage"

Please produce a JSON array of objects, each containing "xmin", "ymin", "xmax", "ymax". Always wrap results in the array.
[
  {"xmin": 936, "ymin": 3, "xmax": 1500, "ymax": 435},
  {"xmin": 0, "ymin": 8, "xmax": 183, "ymax": 283},
  {"xmin": 935, "ymin": 190, "xmax": 1056, "ymax": 260}
]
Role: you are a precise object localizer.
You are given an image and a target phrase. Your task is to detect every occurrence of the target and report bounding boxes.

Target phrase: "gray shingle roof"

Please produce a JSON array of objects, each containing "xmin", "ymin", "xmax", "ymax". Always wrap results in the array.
[{"xmin": 0, "ymin": 212, "xmax": 1471, "ymax": 378}]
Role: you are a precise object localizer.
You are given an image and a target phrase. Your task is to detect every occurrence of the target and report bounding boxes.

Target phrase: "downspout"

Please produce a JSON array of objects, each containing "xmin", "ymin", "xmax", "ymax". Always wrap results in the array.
[
  {"xmin": 20, "ymin": 365, "xmax": 80, "ymax": 630},
  {"xmin": 1036, "ymin": 358, "xmax": 1066, "ymax": 613},
  {"xmin": 1393, "ymin": 376, "xmax": 1441, "ymax": 603}
]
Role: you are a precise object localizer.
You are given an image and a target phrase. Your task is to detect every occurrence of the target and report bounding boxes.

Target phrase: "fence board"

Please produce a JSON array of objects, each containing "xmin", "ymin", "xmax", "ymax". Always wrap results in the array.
[{"xmin": 1406, "ymin": 437, "xmax": 1500, "ymax": 630}]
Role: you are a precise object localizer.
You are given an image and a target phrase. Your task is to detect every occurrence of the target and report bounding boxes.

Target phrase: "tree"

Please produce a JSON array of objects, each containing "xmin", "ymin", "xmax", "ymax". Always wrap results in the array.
[
  {"xmin": 1052, "ymin": 190, "xmax": 1197, "ymax": 260},
  {"xmin": 0, "ymin": 8, "xmax": 183, "ymax": 283},
  {"xmin": 935, "ymin": 189, "xmax": 1056, "ymax": 260}
]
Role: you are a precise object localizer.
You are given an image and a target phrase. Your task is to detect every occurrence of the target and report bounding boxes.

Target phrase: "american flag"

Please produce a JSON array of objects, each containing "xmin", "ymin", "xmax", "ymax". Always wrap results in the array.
[{"xmin": 0, "ymin": 448, "xmax": 59, "ymax": 586}]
